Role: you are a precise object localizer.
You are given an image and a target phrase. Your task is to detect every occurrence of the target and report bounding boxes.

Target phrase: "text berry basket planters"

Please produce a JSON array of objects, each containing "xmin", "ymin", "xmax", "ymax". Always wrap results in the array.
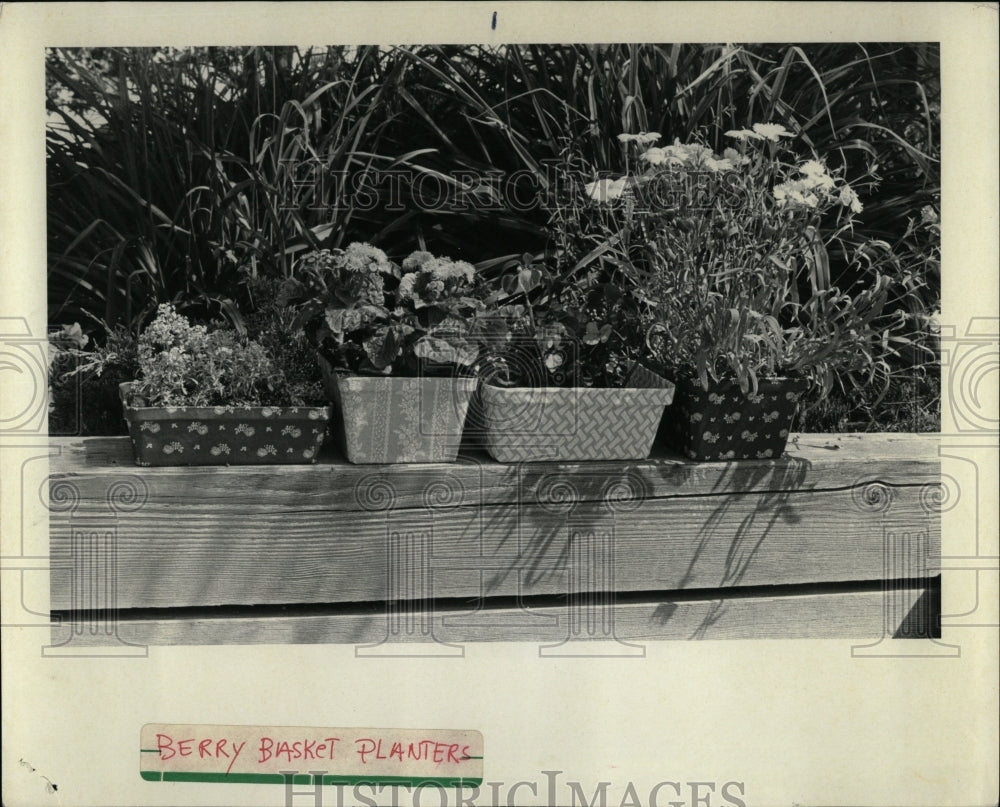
[
  {"xmin": 479, "ymin": 363, "xmax": 675, "ymax": 463},
  {"xmin": 118, "ymin": 383, "xmax": 330, "ymax": 467},
  {"xmin": 319, "ymin": 359, "xmax": 477, "ymax": 464},
  {"xmin": 658, "ymin": 376, "xmax": 809, "ymax": 461}
]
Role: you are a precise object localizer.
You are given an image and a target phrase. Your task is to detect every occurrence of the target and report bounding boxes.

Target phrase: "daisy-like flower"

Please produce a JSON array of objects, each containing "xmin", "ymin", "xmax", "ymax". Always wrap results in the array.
[
  {"xmin": 725, "ymin": 128, "xmax": 761, "ymax": 141},
  {"xmin": 751, "ymin": 122, "xmax": 793, "ymax": 142},
  {"xmin": 618, "ymin": 132, "xmax": 661, "ymax": 145},
  {"xmin": 584, "ymin": 177, "xmax": 628, "ymax": 203}
]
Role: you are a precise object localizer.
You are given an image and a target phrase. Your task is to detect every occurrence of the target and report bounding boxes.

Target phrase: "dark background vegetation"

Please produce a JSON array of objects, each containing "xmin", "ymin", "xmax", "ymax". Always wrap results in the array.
[{"xmin": 46, "ymin": 44, "xmax": 940, "ymax": 434}]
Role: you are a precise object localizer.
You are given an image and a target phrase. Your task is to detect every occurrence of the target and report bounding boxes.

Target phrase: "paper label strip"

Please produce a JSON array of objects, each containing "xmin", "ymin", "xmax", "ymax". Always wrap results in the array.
[{"xmin": 140, "ymin": 724, "xmax": 483, "ymax": 787}]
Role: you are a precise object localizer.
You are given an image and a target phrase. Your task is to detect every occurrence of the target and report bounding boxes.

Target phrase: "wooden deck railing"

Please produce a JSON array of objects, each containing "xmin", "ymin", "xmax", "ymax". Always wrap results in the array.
[{"xmin": 46, "ymin": 433, "xmax": 941, "ymax": 647}]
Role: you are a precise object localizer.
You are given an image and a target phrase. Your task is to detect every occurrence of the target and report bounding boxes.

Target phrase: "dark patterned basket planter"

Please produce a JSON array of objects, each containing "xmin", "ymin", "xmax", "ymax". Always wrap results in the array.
[
  {"xmin": 319, "ymin": 359, "xmax": 477, "ymax": 464},
  {"xmin": 119, "ymin": 383, "xmax": 330, "ymax": 467},
  {"xmin": 658, "ymin": 375, "xmax": 808, "ymax": 461},
  {"xmin": 479, "ymin": 363, "xmax": 675, "ymax": 463}
]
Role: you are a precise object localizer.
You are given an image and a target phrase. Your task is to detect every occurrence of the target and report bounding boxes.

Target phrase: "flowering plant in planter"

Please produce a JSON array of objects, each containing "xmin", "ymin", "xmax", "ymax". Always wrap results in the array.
[
  {"xmin": 283, "ymin": 243, "xmax": 485, "ymax": 375},
  {"xmin": 578, "ymin": 124, "xmax": 898, "ymax": 460},
  {"xmin": 72, "ymin": 303, "xmax": 330, "ymax": 465},
  {"xmin": 470, "ymin": 259, "xmax": 674, "ymax": 463},
  {"xmin": 281, "ymin": 243, "xmax": 487, "ymax": 463}
]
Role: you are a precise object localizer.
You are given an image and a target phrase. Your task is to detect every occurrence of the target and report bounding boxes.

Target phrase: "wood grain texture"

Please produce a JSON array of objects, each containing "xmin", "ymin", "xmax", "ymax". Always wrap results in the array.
[
  {"xmin": 50, "ymin": 486, "xmax": 939, "ymax": 609},
  {"xmin": 48, "ymin": 587, "xmax": 934, "ymax": 646},
  {"xmin": 48, "ymin": 433, "xmax": 941, "ymax": 510},
  {"xmin": 47, "ymin": 434, "xmax": 941, "ymax": 611}
]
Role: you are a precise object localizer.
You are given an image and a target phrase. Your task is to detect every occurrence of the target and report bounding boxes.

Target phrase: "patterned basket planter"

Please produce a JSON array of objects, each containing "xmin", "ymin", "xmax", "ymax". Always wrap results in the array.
[
  {"xmin": 118, "ymin": 383, "xmax": 330, "ymax": 466},
  {"xmin": 479, "ymin": 363, "xmax": 675, "ymax": 463},
  {"xmin": 319, "ymin": 359, "xmax": 477, "ymax": 464},
  {"xmin": 658, "ymin": 375, "xmax": 808, "ymax": 461}
]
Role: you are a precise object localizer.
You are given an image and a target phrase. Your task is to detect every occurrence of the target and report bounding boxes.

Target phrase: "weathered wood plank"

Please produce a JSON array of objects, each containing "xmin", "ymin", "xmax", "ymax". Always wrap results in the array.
[
  {"xmin": 47, "ymin": 434, "xmax": 941, "ymax": 513},
  {"xmin": 50, "ymin": 484, "xmax": 939, "ymax": 609},
  {"xmin": 48, "ymin": 587, "xmax": 935, "ymax": 646}
]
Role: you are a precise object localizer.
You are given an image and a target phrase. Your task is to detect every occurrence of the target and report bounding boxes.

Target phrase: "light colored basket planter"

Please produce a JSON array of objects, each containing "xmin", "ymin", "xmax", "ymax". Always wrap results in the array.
[
  {"xmin": 657, "ymin": 375, "xmax": 808, "ymax": 461},
  {"xmin": 479, "ymin": 363, "xmax": 675, "ymax": 463},
  {"xmin": 118, "ymin": 383, "xmax": 330, "ymax": 467},
  {"xmin": 319, "ymin": 359, "xmax": 477, "ymax": 464}
]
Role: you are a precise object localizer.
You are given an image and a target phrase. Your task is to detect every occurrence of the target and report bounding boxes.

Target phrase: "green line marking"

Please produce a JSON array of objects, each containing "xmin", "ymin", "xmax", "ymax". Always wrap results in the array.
[
  {"xmin": 141, "ymin": 772, "xmax": 482, "ymax": 787},
  {"xmin": 461, "ymin": 756, "xmax": 484, "ymax": 759},
  {"xmin": 140, "ymin": 749, "xmax": 161, "ymax": 753}
]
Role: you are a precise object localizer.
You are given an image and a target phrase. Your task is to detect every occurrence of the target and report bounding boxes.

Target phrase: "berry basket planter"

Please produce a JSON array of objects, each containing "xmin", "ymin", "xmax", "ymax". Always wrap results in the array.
[
  {"xmin": 658, "ymin": 375, "xmax": 808, "ymax": 461},
  {"xmin": 479, "ymin": 363, "xmax": 675, "ymax": 463},
  {"xmin": 319, "ymin": 358, "xmax": 477, "ymax": 464},
  {"xmin": 118, "ymin": 383, "xmax": 330, "ymax": 467}
]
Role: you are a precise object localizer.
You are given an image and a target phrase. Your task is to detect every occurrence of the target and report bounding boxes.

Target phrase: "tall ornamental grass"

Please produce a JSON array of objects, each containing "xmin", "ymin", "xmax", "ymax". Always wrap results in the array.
[{"xmin": 47, "ymin": 43, "xmax": 939, "ymax": 432}]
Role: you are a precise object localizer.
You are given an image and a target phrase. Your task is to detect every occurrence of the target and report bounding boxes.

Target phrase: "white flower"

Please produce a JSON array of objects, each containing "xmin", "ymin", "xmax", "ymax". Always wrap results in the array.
[
  {"xmin": 704, "ymin": 155, "xmax": 736, "ymax": 172},
  {"xmin": 725, "ymin": 128, "xmax": 761, "ymax": 142},
  {"xmin": 798, "ymin": 161, "xmax": 835, "ymax": 193},
  {"xmin": 584, "ymin": 177, "xmax": 627, "ymax": 203},
  {"xmin": 839, "ymin": 185, "xmax": 863, "ymax": 214},
  {"xmin": 397, "ymin": 272, "xmax": 417, "ymax": 300},
  {"xmin": 774, "ymin": 180, "xmax": 819, "ymax": 208},
  {"xmin": 752, "ymin": 122, "xmax": 793, "ymax": 142},
  {"xmin": 658, "ymin": 139, "xmax": 714, "ymax": 168},
  {"xmin": 800, "ymin": 159, "xmax": 827, "ymax": 177},
  {"xmin": 804, "ymin": 172, "xmax": 836, "ymax": 192},
  {"xmin": 723, "ymin": 147, "xmax": 750, "ymax": 166},
  {"xmin": 640, "ymin": 147, "xmax": 668, "ymax": 166},
  {"xmin": 618, "ymin": 132, "xmax": 661, "ymax": 145}
]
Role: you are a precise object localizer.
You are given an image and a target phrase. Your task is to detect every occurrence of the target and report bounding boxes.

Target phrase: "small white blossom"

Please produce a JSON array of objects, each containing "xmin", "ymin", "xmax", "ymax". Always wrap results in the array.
[
  {"xmin": 618, "ymin": 132, "xmax": 661, "ymax": 145},
  {"xmin": 839, "ymin": 185, "xmax": 863, "ymax": 214},
  {"xmin": 584, "ymin": 177, "xmax": 628, "ymax": 202},
  {"xmin": 752, "ymin": 122, "xmax": 794, "ymax": 141},
  {"xmin": 725, "ymin": 128, "xmax": 761, "ymax": 142}
]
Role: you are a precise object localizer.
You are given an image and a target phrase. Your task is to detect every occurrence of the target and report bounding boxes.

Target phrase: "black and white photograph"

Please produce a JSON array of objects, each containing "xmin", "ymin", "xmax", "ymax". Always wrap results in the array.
[{"xmin": 2, "ymin": 3, "xmax": 998, "ymax": 807}]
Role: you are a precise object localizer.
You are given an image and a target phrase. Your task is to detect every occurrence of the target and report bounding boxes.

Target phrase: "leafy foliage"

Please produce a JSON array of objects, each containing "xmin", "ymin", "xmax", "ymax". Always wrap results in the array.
[
  {"xmin": 471, "ymin": 254, "xmax": 646, "ymax": 389},
  {"xmin": 63, "ymin": 304, "xmax": 322, "ymax": 408},
  {"xmin": 283, "ymin": 244, "xmax": 487, "ymax": 376}
]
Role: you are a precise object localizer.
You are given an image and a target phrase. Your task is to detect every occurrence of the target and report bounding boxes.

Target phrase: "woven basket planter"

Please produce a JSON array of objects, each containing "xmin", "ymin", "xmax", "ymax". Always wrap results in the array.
[{"xmin": 479, "ymin": 363, "xmax": 675, "ymax": 463}]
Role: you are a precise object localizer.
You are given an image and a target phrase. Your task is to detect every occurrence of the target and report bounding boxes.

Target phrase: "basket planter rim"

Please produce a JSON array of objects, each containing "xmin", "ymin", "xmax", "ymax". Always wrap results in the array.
[
  {"xmin": 118, "ymin": 382, "xmax": 332, "ymax": 421},
  {"xmin": 317, "ymin": 355, "xmax": 478, "ymax": 391},
  {"xmin": 666, "ymin": 372, "xmax": 809, "ymax": 389},
  {"xmin": 335, "ymin": 374, "xmax": 479, "ymax": 392},
  {"xmin": 481, "ymin": 382, "xmax": 674, "ymax": 403}
]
